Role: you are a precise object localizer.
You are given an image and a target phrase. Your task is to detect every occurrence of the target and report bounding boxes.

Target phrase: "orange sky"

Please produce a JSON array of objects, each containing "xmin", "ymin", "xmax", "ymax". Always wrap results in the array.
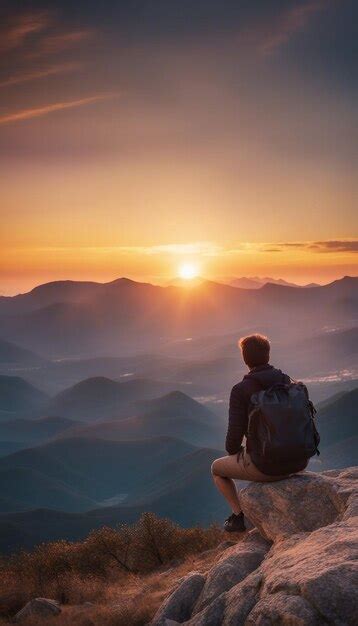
[{"xmin": 0, "ymin": 1, "xmax": 357, "ymax": 294}]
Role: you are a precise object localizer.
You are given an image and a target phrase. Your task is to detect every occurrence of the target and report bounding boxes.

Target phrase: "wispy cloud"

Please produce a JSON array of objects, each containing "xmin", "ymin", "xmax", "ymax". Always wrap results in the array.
[
  {"xmin": 260, "ymin": 240, "xmax": 358, "ymax": 253},
  {"xmin": 142, "ymin": 242, "xmax": 222, "ymax": 256},
  {"xmin": 0, "ymin": 10, "xmax": 51, "ymax": 52},
  {"xmin": 0, "ymin": 62, "xmax": 81, "ymax": 88},
  {"xmin": 0, "ymin": 93, "xmax": 116, "ymax": 125},
  {"xmin": 34, "ymin": 29, "xmax": 94, "ymax": 55},
  {"xmin": 309, "ymin": 240, "xmax": 358, "ymax": 253},
  {"xmin": 242, "ymin": 0, "xmax": 328, "ymax": 57},
  {"xmin": 100, "ymin": 242, "xmax": 223, "ymax": 257},
  {"xmin": 0, "ymin": 8, "xmax": 94, "ymax": 67}
]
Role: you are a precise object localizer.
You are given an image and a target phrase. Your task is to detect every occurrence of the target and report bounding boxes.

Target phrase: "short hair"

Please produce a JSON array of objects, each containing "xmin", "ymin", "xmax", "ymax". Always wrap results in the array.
[{"xmin": 239, "ymin": 334, "xmax": 270, "ymax": 368}]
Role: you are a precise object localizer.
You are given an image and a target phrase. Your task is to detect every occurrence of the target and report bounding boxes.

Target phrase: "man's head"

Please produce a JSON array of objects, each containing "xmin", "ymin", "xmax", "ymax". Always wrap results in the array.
[{"xmin": 239, "ymin": 333, "xmax": 270, "ymax": 369}]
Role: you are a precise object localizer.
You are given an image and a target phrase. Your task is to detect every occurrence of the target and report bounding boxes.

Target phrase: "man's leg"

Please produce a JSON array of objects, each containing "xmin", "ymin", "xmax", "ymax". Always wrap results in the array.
[{"xmin": 211, "ymin": 454, "xmax": 246, "ymax": 515}]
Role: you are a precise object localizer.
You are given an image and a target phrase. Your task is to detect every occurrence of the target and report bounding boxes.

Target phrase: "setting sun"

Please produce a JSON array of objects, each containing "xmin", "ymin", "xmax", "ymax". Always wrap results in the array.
[{"xmin": 178, "ymin": 263, "xmax": 199, "ymax": 280}]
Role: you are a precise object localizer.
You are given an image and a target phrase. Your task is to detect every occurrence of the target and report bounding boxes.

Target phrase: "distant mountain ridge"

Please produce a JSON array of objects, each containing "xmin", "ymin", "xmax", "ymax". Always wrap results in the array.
[
  {"xmin": 0, "ymin": 436, "xmax": 222, "ymax": 518},
  {"xmin": 0, "ymin": 416, "xmax": 77, "ymax": 443},
  {"xmin": 229, "ymin": 276, "xmax": 320, "ymax": 289},
  {"xmin": 0, "ymin": 375, "xmax": 48, "ymax": 415},
  {"xmin": 60, "ymin": 390, "xmax": 225, "ymax": 447},
  {"xmin": 0, "ymin": 338, "xmax": 46, "ymax": 366},
  {"xmin": 317, "ymin": 387, "xmax": 358, "ymax": 448},
  {"xmin": 47, "ymin": 377, "xmax": 185, "ymax": 421},
  {"xmin": 0, "ymin": 275, "xmax": 356, "ymax": 357},
  {"xmin": 0, "ymin": 444, "xmax": 226, "ymax": 553}
]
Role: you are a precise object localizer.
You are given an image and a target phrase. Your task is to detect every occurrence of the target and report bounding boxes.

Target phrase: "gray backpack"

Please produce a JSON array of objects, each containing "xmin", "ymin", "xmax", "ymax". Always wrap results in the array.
[{"xmin": 248, "ymin": 381, "xmax": 320, "ymax": 468}]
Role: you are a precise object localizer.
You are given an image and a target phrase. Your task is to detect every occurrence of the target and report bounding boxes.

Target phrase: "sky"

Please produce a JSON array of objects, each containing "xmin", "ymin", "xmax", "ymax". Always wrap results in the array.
[{"xmin": 0, "ymin": 0, "xmax": 357, "ymax": 294}]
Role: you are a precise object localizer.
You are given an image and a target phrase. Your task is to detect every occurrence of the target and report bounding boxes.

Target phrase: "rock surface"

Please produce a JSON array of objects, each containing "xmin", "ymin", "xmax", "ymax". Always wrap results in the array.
[
  {"xmin": 14, "ymin": 598, "xmax": 61, "ymax": 622},
  {"xmin": 238, "ymin": 470, "xmax": 351, "ymax": 542},
  {"xmin": 193, "ymin": 531, "xmax": 270, "ymax": 614},
  {"xmin": 151, "ymin": 573, "xmax": 206, "ymax": 626},
  {"xmin": 152, "ymin": 467, "xmax": 358, "ymax": 625}
]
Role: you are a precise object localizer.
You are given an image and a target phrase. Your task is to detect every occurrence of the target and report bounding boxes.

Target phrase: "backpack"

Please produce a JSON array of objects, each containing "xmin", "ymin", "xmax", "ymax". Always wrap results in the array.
[{"xmin": 247, "ymin": 381, "xmax": 320, "ymax": 469}]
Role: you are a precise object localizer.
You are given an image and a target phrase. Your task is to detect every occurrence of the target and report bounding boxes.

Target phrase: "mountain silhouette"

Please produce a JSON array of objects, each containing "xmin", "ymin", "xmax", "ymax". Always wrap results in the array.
[
  {"xmin": 0, "ymin": 415, "xmax": 77, "ymax": 443},
  {"xmin": 0, "ymin": 375, "xmax": 48, "ymax": 415},
  {"xmin": 0, "ymin": 338, "xmax": 46, "ymax": 366},
  {"xmin": 317, "ymin": 387, "xmax": 358, "ymax": 448},
  {"xmin": 0, "ymin": 276, "xmax": 356, "ymax": 356},
  {"xmin": 61, "ymin": 390, "xmax": 224, "ymax": 447},
  {"xmin": 229, "ymin": 277, "xmax": 311, "ymax": 289},
  {"xmin": 0, "ymin": 436, "xmax": 197, "ymax": 504},
  {"xmin": 47, "ymin": 377, "xmax": 181, "ymax": 420},
  {"xmin": 0, "ymin": 445, "xmax": 227, "ymax": 553}
]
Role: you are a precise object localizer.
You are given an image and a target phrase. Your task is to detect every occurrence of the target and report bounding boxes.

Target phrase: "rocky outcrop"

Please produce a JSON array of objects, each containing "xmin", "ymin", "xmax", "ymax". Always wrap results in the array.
[
  {"xmin": 14, "ymin": 598, "xmax": 61, "ymax": 622},
  {"xmin": 193, "ymin": 531, "xmax": 270, "ymax": 614},
  {"xmin": 151, "ymin": 467, "xmax": 358, "ymax": 625},
  {"xmin": 151, "ymin": 573, "xmax": 206, "ymax": 626},
  {"xmin": 238, "ymin": 469, "xmax": 351, "ymax": 542}
]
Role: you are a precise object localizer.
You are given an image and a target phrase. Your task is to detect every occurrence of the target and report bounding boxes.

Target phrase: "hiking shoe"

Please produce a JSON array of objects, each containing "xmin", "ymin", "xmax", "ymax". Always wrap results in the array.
[{"xmin": 224, "ymin": 512, "xmax": 246, "ymax": 533}]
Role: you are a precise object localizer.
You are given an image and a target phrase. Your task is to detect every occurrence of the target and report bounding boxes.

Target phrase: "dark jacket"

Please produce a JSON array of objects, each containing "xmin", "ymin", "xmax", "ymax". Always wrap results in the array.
[{"xmin": 226, "ymin": 364, "xmax": 307, "ymax": 475}]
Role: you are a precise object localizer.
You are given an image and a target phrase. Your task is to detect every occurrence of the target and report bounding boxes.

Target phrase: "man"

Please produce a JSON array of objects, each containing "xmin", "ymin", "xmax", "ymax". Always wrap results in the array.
[{"xmin": 211, "ymin": 333, "xmax": 308, "ymax": 533}]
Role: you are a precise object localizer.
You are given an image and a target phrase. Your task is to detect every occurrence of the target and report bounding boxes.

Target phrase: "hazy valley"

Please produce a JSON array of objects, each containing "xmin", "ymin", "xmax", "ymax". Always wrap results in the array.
[{"xmin": 0, "ymin": 275, "xmax": 356, "ymax": 556}]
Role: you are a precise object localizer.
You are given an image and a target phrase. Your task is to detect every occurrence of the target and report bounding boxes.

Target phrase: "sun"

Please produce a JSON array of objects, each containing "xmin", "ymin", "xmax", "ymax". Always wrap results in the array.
[{"xmin": 178, "ymin": 262, "xmax": 199, "ymax": 280}]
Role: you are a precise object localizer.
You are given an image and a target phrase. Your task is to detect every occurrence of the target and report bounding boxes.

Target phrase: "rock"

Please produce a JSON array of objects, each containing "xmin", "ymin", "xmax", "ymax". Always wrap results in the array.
[
  {"xmin": 245, "ymin": 591, "xmax": 320, "ymax": 625},
  {"xmin": 151, "ymin": 573, "xmax": 206, "ymax": 626},
  {"xmin": 217, "ymin": 540, "xmax": 236, "ymax": 550},
  {"xmin": 193, "ymin": 531, "xmax": 270, "ymax": 613},
  {"xmin": 253, "ymin": 521, "xmax": 358, "ymax": 625},
  {"xmin": 184, "ymin": 595, "xmax": 227, "ymax": 626},
  {"xmin": 153, "ymin": 467, "xmax": 358, "ymax": 626},
  {"xmin": 14, "ymin": 598, "xmax": 61, "ymax": 622},
  {"xmin": 221, "ymin": 518, "xmax": 358, "ymax": 625},
  {"xmin": 238, "ymin": 470, "xmax": 354, "ymax": 542}
]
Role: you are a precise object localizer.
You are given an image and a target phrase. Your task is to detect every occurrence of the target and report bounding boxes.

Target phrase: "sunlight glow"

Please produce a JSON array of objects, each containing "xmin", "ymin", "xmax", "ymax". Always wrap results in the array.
[{"xmin": 178, "ymin": 262, "xmax": 199, "ymax": 280}]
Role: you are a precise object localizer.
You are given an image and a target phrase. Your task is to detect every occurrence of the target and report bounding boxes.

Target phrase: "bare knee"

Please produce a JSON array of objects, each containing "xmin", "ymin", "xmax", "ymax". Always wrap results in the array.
[
  {"xmin": 211, "ymin": 459, "xmax": 218, "ymax": 476},
  {"xmin": 211, "ymin": 458, "xmax": 224, "ymax": 477}
]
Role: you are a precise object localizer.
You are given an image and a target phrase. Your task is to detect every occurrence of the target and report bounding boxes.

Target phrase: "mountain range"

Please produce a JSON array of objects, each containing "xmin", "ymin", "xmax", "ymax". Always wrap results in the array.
[
  {"xmin": 0, "ymin": 276, "xmax": 356, "ymax": 357},
  {"xmin": 0, "ymin": 383, "xmax": 355, "ymax": 552},
  {"xmin": 229, "ymin": 277, "xmax": 319, "ymax": 289},
  {"xmin": 0, "ymin": 275, "xmax": 356, "ymax": 554},
  {"xmin": 59, "ymin": 391, "xmax": 225, "ymax": 447}
]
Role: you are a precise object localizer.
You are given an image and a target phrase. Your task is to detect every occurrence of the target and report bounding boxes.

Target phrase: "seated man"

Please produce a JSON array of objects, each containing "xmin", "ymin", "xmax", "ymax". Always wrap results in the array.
[{"xmin": 211, "ymin": 333, "xmax": 309, "ymax": 533}]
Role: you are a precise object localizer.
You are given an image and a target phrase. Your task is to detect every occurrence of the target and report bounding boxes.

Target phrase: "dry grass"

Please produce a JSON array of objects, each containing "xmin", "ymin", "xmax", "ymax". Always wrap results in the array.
[
  {"xmin": 0, "ymin": 515, "xmax": 233, "ymax": 625},
  {"xmin": 0, "ymin": 545, "xmax": 230, "ymax": 625},
  {"xmin": 50, "ymin": 543, "xmax": 228, "ymax": 626}
]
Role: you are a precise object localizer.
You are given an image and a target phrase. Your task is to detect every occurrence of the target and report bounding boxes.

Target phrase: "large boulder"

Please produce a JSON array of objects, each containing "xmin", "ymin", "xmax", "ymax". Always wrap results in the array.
[
  {"xmin": 222, "ymin": 518, "xmax": 358, "ymax": 625},
  {"xmin": 238, "ymin": 470, "xmax": 352, "ymax": 542},
  {"xmin": 153, "ymin": 467, "xmax": 358, "ymax": 625},
  {"xmin": 151, "ymin": 573, "xmax": 206, "ymax": 626},
  {"xmin": 14, "ymin": 598, "xmax": 61, "ymax": 622},
  {"xmin": 193, "ymin": 531, "xmax": 270, "ymax": 614}
]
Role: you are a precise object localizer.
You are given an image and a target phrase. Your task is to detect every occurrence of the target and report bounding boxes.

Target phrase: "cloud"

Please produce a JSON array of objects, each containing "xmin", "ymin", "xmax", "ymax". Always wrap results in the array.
[
  {"xmin": 106, "ymin": 242, "xmax": 223, "ymax": 257},
  {"xmin": 0, "ymin": 62, "xmax": 81, "ymax": 88},
  {"xmin": 0, "ymin": 8, "xmax": 94, "ymax": 66},
  {"xmin": 34, "ymin": 29, "xmax": 94, "ymax": 55},
  {"xmin": 0, "ymin": 10, "xmax": 51, "ymax": 52},
  {"xmin": 261, "ymin": 240, "xmax": 358, "ymax": 253},
  {"xmin": 0, "ymin": 93, "xmax": 117, "ymax": 125},
  {"xmin": 242, "ymin": 0, "xmax": 328, "ymax": 57},
  {"xmin": 309, "ymin": 240, "xmax": 358, "ymax": 253},
  {"xmin": 220, "ymin": 240, "xmax": 358, "ymax": 256}
]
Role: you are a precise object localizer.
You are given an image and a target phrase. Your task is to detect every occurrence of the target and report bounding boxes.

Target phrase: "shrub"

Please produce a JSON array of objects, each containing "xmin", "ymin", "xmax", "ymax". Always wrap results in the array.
[{"xmin": 0, "ymin": 514, "xmax": 223, "ymax": 618}]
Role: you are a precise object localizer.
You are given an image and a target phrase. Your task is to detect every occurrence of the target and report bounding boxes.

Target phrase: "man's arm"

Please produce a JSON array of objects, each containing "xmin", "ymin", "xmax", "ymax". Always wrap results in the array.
[{"xmin": 225, "ymin": 385, "xmax": 248, "ymax": 455}]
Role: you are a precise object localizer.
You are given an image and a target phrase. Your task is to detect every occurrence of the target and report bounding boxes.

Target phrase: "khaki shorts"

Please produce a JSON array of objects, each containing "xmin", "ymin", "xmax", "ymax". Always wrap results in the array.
[{"xmin": 212, "ymin": 449, "xmax": 288, "ymax": 482}]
